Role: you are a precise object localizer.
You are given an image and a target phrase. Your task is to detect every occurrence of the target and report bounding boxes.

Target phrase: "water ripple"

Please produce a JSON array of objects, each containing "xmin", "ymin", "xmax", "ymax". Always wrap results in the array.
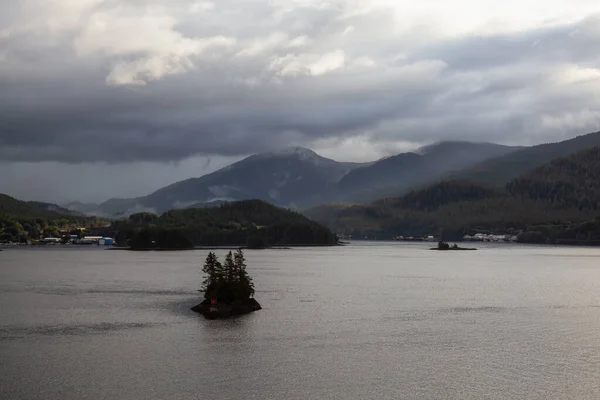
[{"xmin": 0, "ymin": 321, "xmax": 166, "ymax": 340}]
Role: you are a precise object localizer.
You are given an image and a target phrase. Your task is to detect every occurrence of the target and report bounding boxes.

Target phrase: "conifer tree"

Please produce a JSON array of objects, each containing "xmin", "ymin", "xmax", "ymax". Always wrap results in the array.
[
  {"xmin": 201, "ymin": 249, "xmax": 255, "ymax": 302},
  {"xmin": 215, "ymin": 254, "xmax": 227, "ymax": 284},
  {"xmin": 201, "ymin": 252, "xmax": 221, "ymax": 300},
  {"xmin": 234, "ymin": 249, "xmax": 255, "ymax": 298},
  {"xmin": 224, "ymin": 251, "xmax": 236, "ymax": 283}
]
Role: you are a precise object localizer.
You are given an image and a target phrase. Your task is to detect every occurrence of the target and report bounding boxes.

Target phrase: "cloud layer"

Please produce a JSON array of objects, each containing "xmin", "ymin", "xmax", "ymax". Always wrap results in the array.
[{"xmin": 2, "ymin": 0, "xmax": 600, "ymax": 200}]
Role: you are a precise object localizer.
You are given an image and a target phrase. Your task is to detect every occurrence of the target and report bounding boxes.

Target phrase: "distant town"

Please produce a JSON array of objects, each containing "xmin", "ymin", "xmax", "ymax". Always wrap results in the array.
[
  {"xmin": 1, "ymin": 227, "xmax": 114, "ymax": 247},
  {"xmin": 393, "ymin": 234, "xmax": 518, "ymax": 242},
  {"xmin": 39, "ymin": 235, "xmax": 114, "ymax": 246},
  {"xmin": 337, "ymin": 233, "xmax": 519, "ymax": 243}
]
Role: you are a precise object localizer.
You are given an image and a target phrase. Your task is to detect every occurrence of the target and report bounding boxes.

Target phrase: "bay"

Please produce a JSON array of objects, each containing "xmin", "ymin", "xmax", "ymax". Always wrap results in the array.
[{"xmin": 2, "ymin": 242, "xmax": 600, "ymax": 399}]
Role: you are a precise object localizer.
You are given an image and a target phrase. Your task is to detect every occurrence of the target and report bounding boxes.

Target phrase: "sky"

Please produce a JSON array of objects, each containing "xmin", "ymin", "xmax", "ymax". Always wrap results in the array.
[{"xmin": 3, "ymin": 0, "xmax": 600, "ymax": 203}]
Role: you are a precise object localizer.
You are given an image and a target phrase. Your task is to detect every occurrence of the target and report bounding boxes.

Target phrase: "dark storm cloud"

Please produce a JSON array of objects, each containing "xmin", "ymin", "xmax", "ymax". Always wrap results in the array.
[{"xmin": 2, "ymin": 1, "xmax": 600, "ymax": 164}]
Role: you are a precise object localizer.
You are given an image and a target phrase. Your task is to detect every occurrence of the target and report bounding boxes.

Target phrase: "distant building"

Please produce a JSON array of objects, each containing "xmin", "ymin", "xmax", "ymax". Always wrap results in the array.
[
  {"xmin": 98, "ymin": 238, "xmax": 114, "ymax": 246},
  {"xmin": 76, "ymin": 236, "xmax": 103, "ymax": 244}
]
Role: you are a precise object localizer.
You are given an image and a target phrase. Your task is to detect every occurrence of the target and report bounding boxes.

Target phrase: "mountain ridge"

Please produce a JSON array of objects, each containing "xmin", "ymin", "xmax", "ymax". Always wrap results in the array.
[
  {"xmin": 62, "ymin": 132, "xmax": 600, "ymax": 217},
  {"xmin": 451, "ymin": 131, "xmax": 600, "ymax": 184},
  {"xmin": 87, "ymin": 146, "xmax": 365, "ymax": 216},
  {"xmin": 325, "ymin": 141, "xmax": 522, "ymax": 203},
  {"xmin": 304, "ymin": 145, "xmax": 600, "ymax": 243},
  {"xmin": 92, "ymin": 142, "xmax": 521, "ymax": 216}
]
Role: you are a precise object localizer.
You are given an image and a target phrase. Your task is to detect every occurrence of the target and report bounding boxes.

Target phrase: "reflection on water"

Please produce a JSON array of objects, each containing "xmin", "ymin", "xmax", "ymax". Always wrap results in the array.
[{"xmin": 2, "ymin": 243, "xmax": 600, "ymax": 399}]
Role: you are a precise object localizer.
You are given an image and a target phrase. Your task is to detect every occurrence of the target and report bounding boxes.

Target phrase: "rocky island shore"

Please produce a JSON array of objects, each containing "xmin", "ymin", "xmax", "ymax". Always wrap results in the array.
[{"xmin": 192, "ymin": 298, "xmax": 262, "ymax": 319}]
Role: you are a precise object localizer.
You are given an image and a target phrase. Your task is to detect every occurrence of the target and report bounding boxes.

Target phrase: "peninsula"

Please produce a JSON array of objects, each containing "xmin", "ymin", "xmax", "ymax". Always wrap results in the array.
[{"xmin": 107, "ymin": 199, "xmax": 338, "ymax": 250}]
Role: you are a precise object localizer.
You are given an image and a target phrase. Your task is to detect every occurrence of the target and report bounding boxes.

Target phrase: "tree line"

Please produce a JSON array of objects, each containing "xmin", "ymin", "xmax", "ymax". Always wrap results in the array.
[
  {"xmin": 0, "ymin": 193, "xmax": 106, "ymax": 243},
  {"xmin": 109, "ymin": 200, "xmax": 338, "ymax": 249}
]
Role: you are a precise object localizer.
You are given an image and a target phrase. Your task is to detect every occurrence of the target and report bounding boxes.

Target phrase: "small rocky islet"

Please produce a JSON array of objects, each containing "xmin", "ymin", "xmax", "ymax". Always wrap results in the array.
[
  {"xmin": 430, "ymin": 241, "xmax": 477, "ymax": 251},
  {"xmin": 191, "ymin": 249, "xmax": 261, "ymax": 319}
]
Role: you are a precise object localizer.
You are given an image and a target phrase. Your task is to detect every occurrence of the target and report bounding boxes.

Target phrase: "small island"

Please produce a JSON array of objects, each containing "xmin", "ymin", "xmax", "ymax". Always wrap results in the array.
[
  {"xmin": 191, "ymin": 249, "xmax": 261, "ymax": 319},
  {"xmin": 430, "ymin": 241, "xmax": 477, "ymax": 251}
]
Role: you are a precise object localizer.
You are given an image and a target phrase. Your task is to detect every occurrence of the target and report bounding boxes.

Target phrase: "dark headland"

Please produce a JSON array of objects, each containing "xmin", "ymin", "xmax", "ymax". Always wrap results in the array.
[
  {"xmin": 106, "ymin": 200, "xmax": 338, "ymax": 250},
  {"xmin": 191, "ymin": 249, "xmax": 261, "ymax": 319}
]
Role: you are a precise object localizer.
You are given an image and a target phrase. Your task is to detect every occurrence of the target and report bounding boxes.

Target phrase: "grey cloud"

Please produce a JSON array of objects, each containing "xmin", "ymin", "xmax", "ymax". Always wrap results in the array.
[
  {"xmin": 2, "ymin": 1, "xmax": 600, "ymax": 166},
  {"xmin": 415, "ymin": 18, "xmax": 600, "ymax": 72},
  {"xmin": 0, "ymin": 155, "xmax": 242, "ymax": 204}
]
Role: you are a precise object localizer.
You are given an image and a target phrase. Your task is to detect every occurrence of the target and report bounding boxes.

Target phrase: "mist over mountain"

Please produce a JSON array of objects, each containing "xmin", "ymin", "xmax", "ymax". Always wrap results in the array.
[
  {"xmin": 451, "ymin": 131, "xmax": 600, "ymax": 184},
  {"xmin": 66, "ymin": 141, "xmax": 518, "ymax": 217},
  {"xmin": 62, "ymin": 131, "xmax": 600, "ymax": 218},
  {"xmin": 80, "ymin": 147, "xmax": 364, "ymax": 216},
  {"xmin": 329, "ymin": 141, "xmax": 522, "ymax": 203}
]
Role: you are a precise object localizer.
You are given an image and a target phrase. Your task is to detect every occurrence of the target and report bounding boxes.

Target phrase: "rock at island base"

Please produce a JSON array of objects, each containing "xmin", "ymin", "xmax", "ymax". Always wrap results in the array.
[
  {"xmin": 429, "ymin": 247, "xmax": 477, "ymax": 250},
  {"xmin": 191, "ymin": 298, "xmax": 262, "ymax": 319}
]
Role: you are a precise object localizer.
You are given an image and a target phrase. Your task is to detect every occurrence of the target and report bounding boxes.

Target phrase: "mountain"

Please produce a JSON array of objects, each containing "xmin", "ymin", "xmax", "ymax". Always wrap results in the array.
[
  {"xmin": 184, "ymin": 200, "xmax": 231, "ymax": 209},
  {"xmin": 305, "ymin": 146, "xmax": 600, "ymax": 243},
  {"xmin": 506, "ymin": 146, "xmax": 600, "ymax": 209},
  {"xmin": 335, "ymin": 152, "xmax": 428, "ymax": 194},
  {"xmin": 0, "ymin": 194, "xmax": 82, "ymax": 217},
  {"xmin": 68, "ymin": 138, "xmax": 570, "ymax": 218},
  {"xmin": 28, "ymin": 201, "xmax": 83, "ymax": 216},
  {"xmin": 329, "ymin": 141, "xmax": 522, "ymax": 202},
  {"xmin": 452, "ymin": 130, "xmax": 600, "ymax": 184},
  {"xmin": 1, "ymin": 194, "xmax": 45, "ymax": 217},
  {"xmin": 64, "ymin": 201, "xmax": 102, "ymax": 214},
  {"xmin": 90, "ymin": 147, "xmax": 365, "ymax": 216},
  {"xmin": 108, "ymin": 199, "xmax": 338, "ymax": 248}
]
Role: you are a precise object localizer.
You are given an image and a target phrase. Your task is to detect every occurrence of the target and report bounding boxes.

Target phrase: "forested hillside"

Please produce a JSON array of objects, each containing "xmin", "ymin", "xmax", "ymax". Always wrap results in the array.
[
  {"xmin": 507, "ymin": 146, "xmax": 600, "ymax": 210},
  {"xmin": 328, "ymin": 141, "xmax": 520, "ymax": 203},
  {"xmin": 0, "ymin": 194, "xmax": 105, "ymax": 243},
  {"xmin": 452, "ymin": 131, "xmax": 600, "ymax": 185},
  {"xmin": 378, "ymin": 181, "xmax": 502, "ymax": 211},
  {"xmin": 108, "ymin": 199, "xmax": 338, "ymax": 249},
  {"xmin": 305, "ymin": 146, "xmax": 600, "ymax": 244}
]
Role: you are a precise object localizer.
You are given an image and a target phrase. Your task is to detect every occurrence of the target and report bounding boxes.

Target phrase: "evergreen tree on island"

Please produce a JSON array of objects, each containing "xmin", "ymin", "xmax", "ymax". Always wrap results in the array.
[
  {"xmin": 201, "ymin": 251, "xmax": 221, "ymax": 300},
  {"xmin": 234, "ymin": 249, "xmax": 254, "ymax": 299},
  {"xmin": 200, "ymin": 249, "xmax": 255, "ymax": 304}
]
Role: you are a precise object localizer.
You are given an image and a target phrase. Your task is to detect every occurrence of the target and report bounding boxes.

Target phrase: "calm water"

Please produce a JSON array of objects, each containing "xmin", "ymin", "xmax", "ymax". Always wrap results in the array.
[{"xmin": 2, "ymin": 242, "xmax": 600, "ymax": 399}]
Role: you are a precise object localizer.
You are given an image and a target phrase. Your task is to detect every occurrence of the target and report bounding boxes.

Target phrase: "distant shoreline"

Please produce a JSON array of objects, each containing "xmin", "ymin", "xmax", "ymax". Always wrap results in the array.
[
  {"xmin": 339, "ymin": 238, "xmax": 600, "ymax": 247},
  {"xmin": 107, "ymin": 243, "xmax": 342, "ymax": 251}
]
